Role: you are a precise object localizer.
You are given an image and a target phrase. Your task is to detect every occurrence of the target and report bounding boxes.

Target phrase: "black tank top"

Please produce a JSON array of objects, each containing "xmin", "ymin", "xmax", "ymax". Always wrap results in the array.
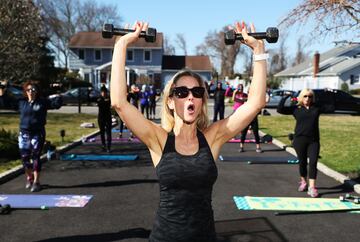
[{"xmin": 149, "ymin": 130, "xmax": 218, "ymax": 242}]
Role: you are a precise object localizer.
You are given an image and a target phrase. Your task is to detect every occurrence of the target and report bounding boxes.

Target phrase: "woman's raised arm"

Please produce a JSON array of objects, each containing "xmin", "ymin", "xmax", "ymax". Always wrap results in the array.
[{"xmin": 110, "ymin": 21, "xmax": 166, "ymax": 159}]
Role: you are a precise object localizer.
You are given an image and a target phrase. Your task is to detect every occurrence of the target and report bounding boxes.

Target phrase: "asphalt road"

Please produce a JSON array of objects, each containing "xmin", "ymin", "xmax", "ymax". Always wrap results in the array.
[{"xmin": 0, "ymin": 124, "xmax": 359, "ymax": 242}]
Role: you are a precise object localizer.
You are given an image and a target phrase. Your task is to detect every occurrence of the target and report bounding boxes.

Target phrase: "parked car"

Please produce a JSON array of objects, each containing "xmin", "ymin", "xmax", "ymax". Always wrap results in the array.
[
  {"xmin": 266, "ymin": 89, "xmax": 296, "ymax": 108},
  {"xmin": 290, "ymin": 89, "xmax": 360, "ymax": 114},
  {"xmin": 60, "ymin": 87, "xmax": 100, "ymax": 105}
]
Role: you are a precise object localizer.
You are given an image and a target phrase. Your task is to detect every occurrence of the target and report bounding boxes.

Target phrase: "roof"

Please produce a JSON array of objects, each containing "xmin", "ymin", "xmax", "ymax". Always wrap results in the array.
[
  {"xmin": 275, "ymin": 43, "xmax": 360, "ymax": 77},
  {"xmin": 69, "ymin": 31, "xmax": 163, "ymax": 48},
  {"xmin": 162, "ymin": 55, "xmax": 213, "ymax": 71}
]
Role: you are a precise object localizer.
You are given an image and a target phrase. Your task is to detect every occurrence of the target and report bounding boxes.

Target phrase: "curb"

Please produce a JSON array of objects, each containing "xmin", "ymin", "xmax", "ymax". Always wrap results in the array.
[
  {"xmin": 259, "ymin": 130, "xmax": 360, "ymax": 194},
  {"xmin": 0, "ymin": 129, "xmax": 100, "ymax": 185}
]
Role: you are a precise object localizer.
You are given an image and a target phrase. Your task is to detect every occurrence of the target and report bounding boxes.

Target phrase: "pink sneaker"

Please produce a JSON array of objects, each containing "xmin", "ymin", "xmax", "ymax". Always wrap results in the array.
[
  {"xmin": 307, "ymin": 187, "xmax": 319, "ymax": 198},
  {"xmin": 298, "ymin": 181, "xmax": 307, "ymax": 192}
]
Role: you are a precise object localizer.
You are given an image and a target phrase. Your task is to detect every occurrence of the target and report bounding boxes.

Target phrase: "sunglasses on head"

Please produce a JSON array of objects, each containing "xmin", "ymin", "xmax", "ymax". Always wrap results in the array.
[
  {"xmin": 304, "ymin": 95, "xmax": 313, "ymax": 98},
  {"xmin": 170, "ymin": 86, "xmax": 205, "ymax": 99}
]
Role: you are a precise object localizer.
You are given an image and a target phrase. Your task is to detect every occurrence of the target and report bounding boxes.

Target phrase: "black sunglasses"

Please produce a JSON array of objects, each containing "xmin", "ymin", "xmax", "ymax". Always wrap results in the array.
[
  {"xmin": 26, "ymin": 87, "xmax": 37, "ymax": 93},
  {"xmin": 170, "ymin": 86, "xmax": 205, "ymax": 99},
  {"xmin": 304, "ymin": 95, "xmax": 313, "ymax": 98}
]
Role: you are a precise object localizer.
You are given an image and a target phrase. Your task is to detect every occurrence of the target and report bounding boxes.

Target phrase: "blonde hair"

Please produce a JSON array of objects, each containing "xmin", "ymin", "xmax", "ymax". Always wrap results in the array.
[
  {"xmin": 297, "ymin": 88, "xmax": 315, "ymax": 106},
  {"xmin": 161, "ymin": 69, "xmax": 209, "ymax": 132}
]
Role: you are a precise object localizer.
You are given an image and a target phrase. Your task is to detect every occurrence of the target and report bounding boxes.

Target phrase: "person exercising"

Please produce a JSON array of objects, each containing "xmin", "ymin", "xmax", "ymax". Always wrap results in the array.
[
  {"xmin": 110, "ymin": 20, "xmax": 267, "ymax": 241},
  {"xmin": 277, "ymin": 88, "xmax": 321, "ymax": 198},
  {"xmin": 18, "ymin": 81, "xmax": 62, "ymax": 192},
  {"xmin": 97, "ymin": 86, "xmax": 112, "ymax": 152}
]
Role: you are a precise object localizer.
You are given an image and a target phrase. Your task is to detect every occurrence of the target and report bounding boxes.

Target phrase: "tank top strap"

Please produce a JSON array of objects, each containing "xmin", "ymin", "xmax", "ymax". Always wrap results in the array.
[
  {"xmin": 197, "ymin": 129, "xmax": 210, "ymax": 149},
  {"xmin": 163, "ymin": 132, "xmax": 175, "ymax": 154}
]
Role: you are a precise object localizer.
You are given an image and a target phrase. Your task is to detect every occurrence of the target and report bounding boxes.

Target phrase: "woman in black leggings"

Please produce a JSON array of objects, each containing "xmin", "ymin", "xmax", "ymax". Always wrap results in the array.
[{"xmin": 277, "ymin": 88, "xmax": 321, "ymax": 198}]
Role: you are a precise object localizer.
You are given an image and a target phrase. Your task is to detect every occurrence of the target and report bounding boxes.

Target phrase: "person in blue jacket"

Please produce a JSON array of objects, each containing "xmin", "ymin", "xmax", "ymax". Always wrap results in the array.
[{"xmin": 18, "ymin": 81, "xmax": 62, "ymax": 192}]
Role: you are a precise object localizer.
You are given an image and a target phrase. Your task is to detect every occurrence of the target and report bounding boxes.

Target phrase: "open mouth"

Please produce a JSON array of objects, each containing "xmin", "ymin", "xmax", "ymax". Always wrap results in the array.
[{"xmin": 187, "ymin": 104, "xmax": 195, "ymax": 113}]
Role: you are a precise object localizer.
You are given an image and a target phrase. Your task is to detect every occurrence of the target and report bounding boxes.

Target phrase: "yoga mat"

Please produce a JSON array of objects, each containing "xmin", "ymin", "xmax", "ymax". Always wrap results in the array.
[
  {"xmin": 112, "ymin": 128, "xmax": 129, "ymax": 133},
  {"xmin": 86, "ymin": 137, "xmax": 141, "ymax": 143},
  {"xmin": 247, "ymin": 160, "xmax": 299, "ymax": 164},
  {"xmin": 228, "ymin": 139, "xmax": 259, "ymax": 143},
  {"xmin": 60, "ymin": 154, "xmax": 139, "ymax": 161},
  {"xmin": 0, "ymin": 194, "xmax": 93, "ymax": 208},
  {"xmin": 233, "ymin": 196, "xmax": 360, "ymax": 211},
  {"xmin": 219, "ymin": 155, "xmax": 297, "ymax": 163}
]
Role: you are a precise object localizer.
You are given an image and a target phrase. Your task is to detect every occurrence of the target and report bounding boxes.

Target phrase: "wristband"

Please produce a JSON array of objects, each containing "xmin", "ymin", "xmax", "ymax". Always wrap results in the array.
[{"xmin": 253, "ymin": 53, "xmax": 269, "ymax": 62}]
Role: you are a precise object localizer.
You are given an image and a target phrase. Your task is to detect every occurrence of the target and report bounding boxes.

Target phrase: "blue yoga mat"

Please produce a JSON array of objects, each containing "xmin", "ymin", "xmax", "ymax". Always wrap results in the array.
[
  {"xmin": 0, "ymin": 194, "xmax": 93, "ymax": 208},
  {"xmin": 60, "ymin": 154, "xmax": 139, "ymax": 161},
  {"xmin": 112, "ymin": 128, "xmax": 129, "ymax": 133}
]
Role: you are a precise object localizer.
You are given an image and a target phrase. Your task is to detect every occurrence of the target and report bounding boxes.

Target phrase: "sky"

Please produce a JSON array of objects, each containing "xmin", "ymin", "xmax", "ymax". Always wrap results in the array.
[{"xmin": 94, "ymin": 0, "xmax": 356, "ymax": 72}]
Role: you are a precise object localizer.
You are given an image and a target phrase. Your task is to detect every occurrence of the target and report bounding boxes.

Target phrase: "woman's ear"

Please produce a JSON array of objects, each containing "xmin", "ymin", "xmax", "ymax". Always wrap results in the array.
[{"xmin": 167, "ymin": 97, "xmax": 175, "ymax": 110}]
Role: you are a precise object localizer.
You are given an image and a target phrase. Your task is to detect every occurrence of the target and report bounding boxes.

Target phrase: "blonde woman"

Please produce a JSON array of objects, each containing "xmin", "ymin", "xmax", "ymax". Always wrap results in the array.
[
  {"xmin": 111, "ymin": 20, "xmax": 267, "ymax": 242},
  {"xmin": 277, "ymin": 89, "xmax": 320, "ymax": 198}
]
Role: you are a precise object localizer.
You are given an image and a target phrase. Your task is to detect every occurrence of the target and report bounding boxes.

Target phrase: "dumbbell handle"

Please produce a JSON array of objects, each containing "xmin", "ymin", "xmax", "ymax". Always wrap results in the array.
[
  {"xmin": 235, "ymin": 32, "xmax": 267, "ymax": 41},
  {"xmin": 111, "ymin": 27, "xmax": 150, "ymax": 38}
]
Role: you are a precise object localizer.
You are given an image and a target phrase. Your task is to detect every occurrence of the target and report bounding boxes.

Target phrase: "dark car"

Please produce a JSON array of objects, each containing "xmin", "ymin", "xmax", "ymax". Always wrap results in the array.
[
  {"xmin": 60, "ymin": 87, "xmax": 100, "ymax": 105},
  {"xmin": 292, "ymin": 89, "xmax": 360, "ymax": 114},
  {"xmin": 266, "ymin": 89, "xmax": 296, "ymax": 108}
]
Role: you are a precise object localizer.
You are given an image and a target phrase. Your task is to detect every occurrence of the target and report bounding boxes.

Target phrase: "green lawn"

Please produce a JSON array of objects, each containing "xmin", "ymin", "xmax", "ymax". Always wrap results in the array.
[
  {"xmin": 0, "ymin": 113, "xmax": 98, "ymax": 173},
  {"xmin": 259, "ymin": 114, "xmax": 360, "ymax": 178},
  {"xmin": 1, "ymin": 112, "xmax": 359, "ymax": 178}
]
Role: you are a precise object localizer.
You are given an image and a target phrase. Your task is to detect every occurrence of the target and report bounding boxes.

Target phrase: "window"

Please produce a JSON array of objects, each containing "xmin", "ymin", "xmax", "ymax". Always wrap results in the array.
[
  {"xmin": 350, "ymin": 75, "xmax": 360, "ymax": 85},
  {"xmin": 127, "ymin": 50, "xmax": 134, "ymax": 62},
  {"xmin": 94, "ymin": 49, "xmax": 102, "ymax": 61},
  {"xmin": 78, "ymin": 49, "xmax": 85, "ymax": 60},
  {"xmin": 144, "ymin": 50, "xmax": 151, "ymax": 62}
]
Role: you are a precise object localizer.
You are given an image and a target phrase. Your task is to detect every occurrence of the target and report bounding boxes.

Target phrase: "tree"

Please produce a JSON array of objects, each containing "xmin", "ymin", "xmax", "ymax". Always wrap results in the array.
[
  {"xmin": 280, "ymin": 0, "xmax": 360, "ymax": 38},
  {"xmin": 175, "ymin": 33, "xmax": 188, "ymax": 55},
  {"xmin": 196, "ymin": 27, "xmax": 243, "ymax": 78},
  {"xmin": 163, "ymin": 35, "xmax": 176, "ymax": 55},
  {"xmin": 36, "ymin": 0, "xmax": 121, "ymax": 68},
  {"xmin": 292, "ymin": 36, "xmax": 309, "ymax": 66},
  {"xmin": 269, "ymin": 33, "xmax": 288, "ymax": 76},
  {"xmin": 0, "ymin": 0, "xmax": 44, "ymax": 83}
]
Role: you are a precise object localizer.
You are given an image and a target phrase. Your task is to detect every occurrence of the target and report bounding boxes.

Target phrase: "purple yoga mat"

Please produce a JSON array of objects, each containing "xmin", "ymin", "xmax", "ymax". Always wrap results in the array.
[{"xmin": 0, "ymin": 194, "xmax": 93, "ymax": 208}]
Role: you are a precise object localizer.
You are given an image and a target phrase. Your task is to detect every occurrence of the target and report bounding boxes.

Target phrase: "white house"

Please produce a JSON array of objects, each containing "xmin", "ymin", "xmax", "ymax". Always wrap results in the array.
[{"xmin": 275, "ymin": 42, "xmax": 360, "ymax": 91}]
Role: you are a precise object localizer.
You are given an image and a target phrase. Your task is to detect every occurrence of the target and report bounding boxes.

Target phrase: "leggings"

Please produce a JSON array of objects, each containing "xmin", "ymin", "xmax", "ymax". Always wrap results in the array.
[
  {"xmin": 213, "ymin": 103, "xmax": 225, "ymax": 122},
  {"xmin": 241, "ymin": 116, "xmax": 260, "ymax": 144},
  {"xmin": 293, "ymin": 136, "xmax": 320, "ymax": 179},
  {"xmin": 18, "ymin": 130, "xmax": 45, "ymax": 172},
  {"xmin": 98, "ymin": 118, "xmax": 112, "ymax": 149},
  {"xmin": 141, "ymin": 104, "xmax": 149, "ymax": 119},
  {"xmin": 149, "ymin": 101, "xmax": 156, "ymax": 117}
]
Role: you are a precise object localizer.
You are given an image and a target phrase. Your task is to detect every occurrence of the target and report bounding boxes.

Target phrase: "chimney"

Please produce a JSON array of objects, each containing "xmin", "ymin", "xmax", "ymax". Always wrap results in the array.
[{"xmin": 313, "ymin": 51, "xmax": 320, "ymax": 78}]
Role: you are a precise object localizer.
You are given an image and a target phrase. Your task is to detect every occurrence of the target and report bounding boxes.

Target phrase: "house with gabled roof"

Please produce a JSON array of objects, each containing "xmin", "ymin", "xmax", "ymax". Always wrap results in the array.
[
  {"xmin": 275, "ymin": 42, "xmax": 360, "ymax": 91},
  {"xmin": 68, "ymin": 31, "xmax": 213, "ymax": 90},
  {"xmin": 161, "ymin": 55, "xmax": 213, "ymax": 84}
]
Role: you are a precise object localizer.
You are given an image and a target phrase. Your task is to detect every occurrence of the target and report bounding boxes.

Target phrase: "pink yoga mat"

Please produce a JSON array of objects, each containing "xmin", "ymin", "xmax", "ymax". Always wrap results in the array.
[
  {"xmin": 86, "ymin": 137, "xmax": 141, "ymax": 143},
  {"xmin": 228, "ymin": 139, "xmax": 257, "ymax": 143}
]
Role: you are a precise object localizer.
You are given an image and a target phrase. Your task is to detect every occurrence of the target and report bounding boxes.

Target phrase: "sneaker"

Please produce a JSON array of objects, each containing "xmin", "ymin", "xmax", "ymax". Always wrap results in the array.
[
  {"xmin": 307, "ymin": 187, "xmax": 319, "ymax": 198},
  {"xmin": 30, "ymin": 183, "xmax": 41, "ymax": 192},
  {"xmin": 25, "ymin": 180, "xmax": 33, "ymax": 189},
  {"xmin": 118, "ymin": 133, "xmax": 122, "ymax": 138},
  {"xmin": 298, "ymin": 181, "xmax": 307, "ymax": 192},
  {"xmin": 256, "ymin": 148, "xmax": 263, "ymax": 153},
  {"xmin": 238, "ymin": 147, "xmax": 244, "ymax": 152}
]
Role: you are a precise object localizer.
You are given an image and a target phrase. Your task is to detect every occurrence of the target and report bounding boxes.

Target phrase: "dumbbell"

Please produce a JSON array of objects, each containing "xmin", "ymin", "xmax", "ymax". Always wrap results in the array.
[
  {"xmin": 224, "ymin": 27, "xmax": 279, "ymax": 45},
  {"xmin": 102, "ymin": 24, "xmax": 157, "ymax": 43}
]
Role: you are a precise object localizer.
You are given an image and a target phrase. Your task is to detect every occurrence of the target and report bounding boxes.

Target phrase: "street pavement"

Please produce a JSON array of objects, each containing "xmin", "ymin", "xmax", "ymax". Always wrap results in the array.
[{"xmin": 1, "ymin": 100, "xmax": 359, "ymax": 242}]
